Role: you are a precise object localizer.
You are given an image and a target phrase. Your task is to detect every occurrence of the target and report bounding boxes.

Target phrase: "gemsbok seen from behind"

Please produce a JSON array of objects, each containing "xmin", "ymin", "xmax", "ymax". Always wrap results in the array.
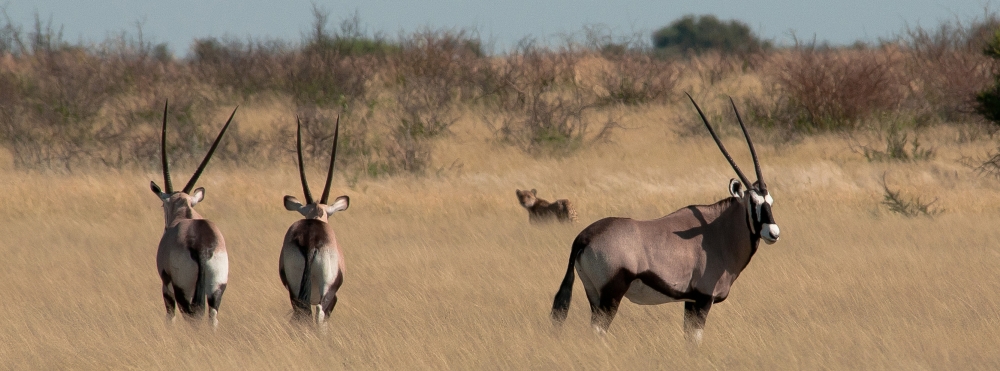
[
  {"xmin": 550, "ymin": 94, "xmax": 780, "ymax": 345},
  {"xmin": 152, "ymin": 101, "xmax": 237, "ymax": 328},
  {"xmin": 279, "ymin": 116, "xmax": 350, "ymax": 329}
]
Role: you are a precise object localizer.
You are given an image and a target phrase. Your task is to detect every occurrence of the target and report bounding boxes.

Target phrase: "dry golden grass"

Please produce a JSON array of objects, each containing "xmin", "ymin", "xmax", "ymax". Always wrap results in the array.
[{"xmin": 3, "ymin": 98, "xmax": 1000, "ymax": 370}]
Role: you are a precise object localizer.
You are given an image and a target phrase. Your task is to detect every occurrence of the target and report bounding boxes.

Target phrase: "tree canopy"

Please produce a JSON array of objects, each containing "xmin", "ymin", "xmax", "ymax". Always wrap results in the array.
[{"xmin": 652, "ymin": 15, "xmax": 767, "ymax": 55}]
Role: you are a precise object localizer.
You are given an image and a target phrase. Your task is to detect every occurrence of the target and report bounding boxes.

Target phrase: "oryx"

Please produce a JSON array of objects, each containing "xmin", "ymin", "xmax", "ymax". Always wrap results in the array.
[
  {"xmin": 550, "ymin": 94, "xmax": 780, "ymax": 344},
  {"xmin": 151, "ymin": 101, "xmax": 237, "ymax": 328},
  {"xmin": 279, "ymin": 116, "xmax": 349, "ymax": 328}
]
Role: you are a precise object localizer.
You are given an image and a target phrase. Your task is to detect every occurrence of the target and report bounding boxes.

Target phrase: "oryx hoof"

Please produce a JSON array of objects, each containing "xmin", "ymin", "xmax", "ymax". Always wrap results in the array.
[
  {"xmin": 684, "ymin": 328, "xmax": 704, "ymax": 348},
  {"xmin": 209, "ymin": 308, "xmax": 219, "ymax": 330}
]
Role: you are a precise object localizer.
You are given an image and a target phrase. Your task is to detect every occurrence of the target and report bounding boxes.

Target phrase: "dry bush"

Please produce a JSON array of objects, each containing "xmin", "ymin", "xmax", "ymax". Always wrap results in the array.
[
  {"xmin": 598, "ymin": 53, "xmax": 678, "ymax": 105},
  {"xmin": 899, "ymin": 15, "xmax": 998, "ymax": 122},
  {"xmin": 286, "ymin": 52, "xmax": 375, "ymax": 108},
  {"xmin": 753, "ymin": 43, "xmax": 905, "ymax": 131},
  {"xmin": 1, "ymin": 48, "xmax": 124, "ymax": 171},
  {"xmin": 484, "ymin": 44, "xmax": 618, "ymax": 155},
  {"xmin": 190, "ymin": 37, "xmax": 291, "ymax": 98},
  {"xmin": 880, "ymin": 173, "xmax": 944, "ymax": 217},
  {"xmin": 684, "ymin": 50, "xmax": 762, "ymax": 87},
  {"xmin": 391, "ymin": 29, "xmax": 484, "ymax": 138}
]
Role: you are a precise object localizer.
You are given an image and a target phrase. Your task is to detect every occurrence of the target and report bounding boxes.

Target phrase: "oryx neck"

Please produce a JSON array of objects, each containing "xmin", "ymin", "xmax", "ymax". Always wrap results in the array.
[{"xmin": 164, "ymin": 203, "xmax": 202, "ymax": 227}]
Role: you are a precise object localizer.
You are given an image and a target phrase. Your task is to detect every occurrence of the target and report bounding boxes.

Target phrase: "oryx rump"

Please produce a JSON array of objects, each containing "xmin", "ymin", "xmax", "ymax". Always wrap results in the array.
[
  {"xmin": 279, "ymin": 116, "xmax": 349, "ymax": 327},
  {"xmin": 152, "ymin": 101, "xmax": 237, "ymax": 328},
  {"xmin": 550, "ymin": 94, "xmax": 780, "ymax": 344}
]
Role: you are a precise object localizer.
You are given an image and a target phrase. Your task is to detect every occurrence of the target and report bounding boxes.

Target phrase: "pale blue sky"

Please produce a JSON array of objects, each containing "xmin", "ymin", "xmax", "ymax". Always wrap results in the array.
[{"xmin": 2, "ymin": 0, "xmax": 995, "ymax": 55}]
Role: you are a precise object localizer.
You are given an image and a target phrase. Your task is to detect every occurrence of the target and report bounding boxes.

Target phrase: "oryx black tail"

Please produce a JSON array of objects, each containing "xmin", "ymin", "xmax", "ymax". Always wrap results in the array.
[
  {"xmin": 188, "ymin": 222, "xmax": 218, "ymax": 318},
  {"xmin": 296, "ymin": 247, "xmax": 319, "ymax": 311},
  {"xmin": 551, "ymin": 234, "xmax": 588, "ymax": 324}
]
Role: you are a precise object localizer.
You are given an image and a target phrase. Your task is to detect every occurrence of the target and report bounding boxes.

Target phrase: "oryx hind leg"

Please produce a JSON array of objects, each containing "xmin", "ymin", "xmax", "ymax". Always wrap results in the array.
[
  {"xmin": 683, "ymin": 297, "xmax": 713, "ymax": 346},
  {"xmin": 160, "ymin": 271, "xmax": 177, "ymax": 324},
  {"xmin": 591, "ymin": 271, "xmax": 633, "ymax": 334},
  {"xmin": 315, "ymin": 272, "xmax": 343, "ymax": 332},
  {"xmin": 172, "ymin": 286, "xmax": 196, "ymax": 319},
  {"xmin": 207, "ymin": 283, "xmax": 227, "ymax": 329}
]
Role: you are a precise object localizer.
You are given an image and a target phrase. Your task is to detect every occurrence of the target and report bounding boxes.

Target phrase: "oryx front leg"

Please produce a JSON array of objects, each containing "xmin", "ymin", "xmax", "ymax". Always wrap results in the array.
[{"xmin": 683, "ymin": 298, "xmax": 713, "ymax": 346}]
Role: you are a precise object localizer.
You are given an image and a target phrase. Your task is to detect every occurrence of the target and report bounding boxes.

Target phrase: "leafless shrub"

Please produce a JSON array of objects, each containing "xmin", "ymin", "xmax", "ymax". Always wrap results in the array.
[
  {"xmin": 483, "ymin": 44, "xmax": 618, "ymax": 155},
  {"xmin": 754, "ymin": 42, "xmax": 905, "ymax": 131},
  {"xmin": 880, "ymin": 173, "xmax": 944, "ymax": 217},
  {"xmin": 598, "ymin": 53, "xmax": 678, "ymax": 105},
  {"xmin": 190, "ymin": 36, "xmax": 291, "ymax": 98},
  {"xmin": 898, "ymin": 13, "xmax": 999, "ymax": 121},
  {"xmin": 962, "ymin": 148, "xmax": 1000, "ymax": 179}
]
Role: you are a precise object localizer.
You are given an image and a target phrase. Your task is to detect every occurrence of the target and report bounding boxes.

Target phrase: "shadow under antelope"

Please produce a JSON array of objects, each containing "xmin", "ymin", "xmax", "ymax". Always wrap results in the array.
[
  {"xmin": 151, "ymin": 101, "xmax": 237, "ymax": 328},
  {"xmin": 279, "ymin": 116, "xmax": 350, "ymax": 329},
  {"xmin": 550, "ymin": 94, "xmax": 781, "ymax": 345}
]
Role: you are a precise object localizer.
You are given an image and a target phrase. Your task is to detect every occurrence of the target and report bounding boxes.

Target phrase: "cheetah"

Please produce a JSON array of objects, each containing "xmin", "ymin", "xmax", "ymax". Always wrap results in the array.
[{"xmin": 515, "ymin": 188, "xmax": 578, "ymax": 224}]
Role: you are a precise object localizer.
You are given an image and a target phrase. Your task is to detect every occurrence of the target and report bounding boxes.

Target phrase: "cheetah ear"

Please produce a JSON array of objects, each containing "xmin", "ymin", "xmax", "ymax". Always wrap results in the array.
[{"xmin": 531, "ymin": 189, "xmax": 537, "ymax": 196}]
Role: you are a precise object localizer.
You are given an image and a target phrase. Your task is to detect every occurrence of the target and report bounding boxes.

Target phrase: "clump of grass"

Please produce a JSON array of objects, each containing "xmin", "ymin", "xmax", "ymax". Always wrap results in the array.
[
  {"xmin": 880, "ymin": 173, "xmax": 944, "ymax": 217},
  {"xmin": 855, "ymin": 125, "xmax": 935, "ymax": 162}
]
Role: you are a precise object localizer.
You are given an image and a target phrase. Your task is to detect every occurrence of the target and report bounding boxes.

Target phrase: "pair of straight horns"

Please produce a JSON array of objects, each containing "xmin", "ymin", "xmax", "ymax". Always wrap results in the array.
[
  {"xmin": 159, "ymin": 100, "xmax": 238, "ymax": 195},
  {"xmin": 686, "ymin": 93, "xmax": 765, "ymax": 190},
  {"xmin": 159, "ymin": 101, "xmax": 341, "ymax": 206},
  {"xmin": 296, "ymin": 115, "xmax": 340, "ymax": 205}
]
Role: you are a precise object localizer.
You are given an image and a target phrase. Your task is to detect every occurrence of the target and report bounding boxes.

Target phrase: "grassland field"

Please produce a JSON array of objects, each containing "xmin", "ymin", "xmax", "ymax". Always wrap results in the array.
[{"xmin": 2, "ymin": 93, "xmax": 1000, "ymax": 370}]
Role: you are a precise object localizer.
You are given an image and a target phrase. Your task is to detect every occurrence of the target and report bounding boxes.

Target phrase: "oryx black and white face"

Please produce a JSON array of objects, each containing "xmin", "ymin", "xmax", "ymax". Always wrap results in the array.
[
  {"xmin": 690, "ymin": 92, "xmax": 781, "ymax": 247},
  {"xmin": 729, "ymin": 179, "xmax": 779, "ymax": 244},
  {"xmin": 746, "ymin": 183, "xmax": 779, "ymax": 244}
]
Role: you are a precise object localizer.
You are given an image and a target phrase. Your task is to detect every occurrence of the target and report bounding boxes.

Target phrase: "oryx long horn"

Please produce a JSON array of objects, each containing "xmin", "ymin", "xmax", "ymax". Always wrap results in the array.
[
  {"xmin": 320, "ymin": 114, "xmax": 340, "ymax": 204},
  {"xmin": 160, "ymin": 100, "xmax": 174, "ymax": 193},
  {"xmin": 729, "ymin": 97, "xmax": 763, "ymax": 187},
  {"xmin": 182, "ymin": 106, "xmax": 238, "ymax": 194},
  {"xmin": 686, "ymin": 93, "xmax": 752, "ymax": 188},
  {"xmin": 296, "ymin": 117, "xmax": 314, "ymax": 204}
]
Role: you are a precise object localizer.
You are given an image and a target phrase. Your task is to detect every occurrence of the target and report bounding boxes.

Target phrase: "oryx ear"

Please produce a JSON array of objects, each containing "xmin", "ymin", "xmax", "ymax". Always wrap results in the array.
[
  {"xmin": 531, "ymin": 189, "xmax": 537, "ymax": 196},
  {"xmin": 190, "ymin": 187, "xmax": 205, "ymax": 205},
  {"xmin": 284, "ymin": 195, "xmax": 304, "ymax": 211},
  {"xmin": 729, "ymin": 179, "xmax": 744, "ymax": 198},
  {"xmin": 326, "ymin": 195, "xmax": 349, "ymax": 214},
  {"xmin": 151, "ymin": 181, "xmax": 170, "ymax": 200}
]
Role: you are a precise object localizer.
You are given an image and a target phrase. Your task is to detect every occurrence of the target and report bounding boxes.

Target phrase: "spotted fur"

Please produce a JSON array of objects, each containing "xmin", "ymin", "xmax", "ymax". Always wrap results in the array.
[{"xmin": 516, "ymin": 189, "xmax": 578, "ymax": 224}]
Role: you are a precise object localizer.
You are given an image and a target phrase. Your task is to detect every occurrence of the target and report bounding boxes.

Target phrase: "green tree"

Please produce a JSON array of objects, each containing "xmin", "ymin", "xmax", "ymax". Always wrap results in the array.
[
  {"xmin": 975, "ymin": 28, "xmax": 1000, "ymax": 125},
  {"xmin": 652, "ymin": 15, "xmax": 767, "ymax": 55}
]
